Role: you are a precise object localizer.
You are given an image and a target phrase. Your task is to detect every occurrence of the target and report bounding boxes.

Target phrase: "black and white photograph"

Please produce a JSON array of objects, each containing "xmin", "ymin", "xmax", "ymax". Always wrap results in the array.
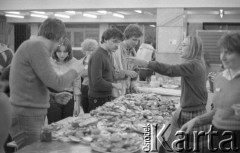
[{"xmin": 1, "ymin": 0, "xmax": 240, "ymax": 152}]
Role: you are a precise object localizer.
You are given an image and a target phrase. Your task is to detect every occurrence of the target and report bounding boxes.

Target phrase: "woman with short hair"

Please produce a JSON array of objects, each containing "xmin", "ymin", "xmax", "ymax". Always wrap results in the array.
[{"xmin": 80, "ymin": 39, "xmax": 98, "ymax": 113}]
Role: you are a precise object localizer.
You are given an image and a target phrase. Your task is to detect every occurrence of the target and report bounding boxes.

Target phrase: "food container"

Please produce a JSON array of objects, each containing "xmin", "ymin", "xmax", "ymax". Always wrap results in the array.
[
  {"xmin": 40, "ymin": 126, "xmax": 52, "ymax": 142},
  {"xmin": 232, "ymin": 104, "xmax": 240, "ymax": 116}
]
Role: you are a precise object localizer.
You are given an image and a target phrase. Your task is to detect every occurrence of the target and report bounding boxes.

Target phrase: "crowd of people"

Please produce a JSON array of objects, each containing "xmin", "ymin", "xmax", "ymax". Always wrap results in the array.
[{"xmin": 0, "ymin": 17, "xmax": 240, "ymax": 153}]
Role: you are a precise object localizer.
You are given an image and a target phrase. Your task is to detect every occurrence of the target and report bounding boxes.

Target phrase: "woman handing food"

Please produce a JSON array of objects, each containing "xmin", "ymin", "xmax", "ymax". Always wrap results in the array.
[{"xmin": 128, "ymin": 36, "xmax": 208, "ymax": 152}]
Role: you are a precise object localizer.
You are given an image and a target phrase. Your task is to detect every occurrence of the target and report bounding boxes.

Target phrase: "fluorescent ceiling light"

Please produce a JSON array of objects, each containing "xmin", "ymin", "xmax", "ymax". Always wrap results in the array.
[
  {"xmin": 5, "ymin": 11, "xmax": 20, "ymax": 14},
  {"xmin": 54, "ymin": 13, "xmax": 70, "ymax": 18},
  {"xmin": 135, "ymin": 10, "xmax": 142, "ymax": 13},
  {"xmin": 83, "ymin": 13, "xmax": 97, "ymax": 18},
  {"xmin": 113, "ymin": 13, "xmax": 124, "ymax": 18},
  {"xmin": 65, "ymin": 11, "xmax": 76, "ymax": 14},
  {"xmin": 31, "ymin": 11, "xmax": 45, "ymax": 14},
  {"xmin": 219, "ymin": 9, "xmax": 224, "ymax": 18},
  {"xmin": 30, "ymin": 13, "xmax": 48, "ymax": 18},
  {"xmin": 5, "ymin": 14, "xmax": 24, "ymax": 18},
  {"xmin": 144, "ymin": 11, "xmax": 154, "ymax": 16},
  {"xmin": 97, "ymin": 10, "xmax": 107, "ymax": 14},
  {"xmin": 116, "ymin": 11, "xmax": 129, "ymax": 15},
  {"xmin": 150, "ymin": 25, "xmax": 155, "ymax": 27}
]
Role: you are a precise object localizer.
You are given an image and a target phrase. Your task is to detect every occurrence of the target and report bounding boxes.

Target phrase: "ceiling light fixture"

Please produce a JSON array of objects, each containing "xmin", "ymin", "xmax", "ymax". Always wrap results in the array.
[
  {"xmin": 5, "ymin": 14, "xmax": 24, "ymax": 18},
  {"xmin": 54, "ymin": 14, "xmax": 70, "ymax": 18},
  {"xmin": 30, "ymin": 13, "xmax": 48, "ymax": 18},
  {"xmin": 97, "ymin": 10, "xmax": 107, "ymax": 14},
  {"xmin": 149, "ymin": 25, "xmax": 156, "ymax": 27},
  {"xmin": 31, "ymin": 11, "xmax": 45, "ymax": 14},
  {"xmin": 113, "ymin": 13, "xmax": 124, "ymax": 18},
  {"xmin": 135, "ymin": 10, "xmax": 142, "ymax": 13},
  {"xmin": 219, "ymin": 9, "xmax": 224, "ymax": 18},
  {"xmin": 5, "ymin": 11, "xmax": 20, "ymax": 14},
  {"xmin": 65, "ymin": 11, "xmax": 76, "ymax": 14},
  {"xmin": 83, "ymin": 13, "xmax": 97, "ymax": 18}
]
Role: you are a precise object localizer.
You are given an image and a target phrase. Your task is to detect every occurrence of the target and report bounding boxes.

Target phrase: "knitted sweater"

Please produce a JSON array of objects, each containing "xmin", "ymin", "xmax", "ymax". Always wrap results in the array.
[
  {"xmin": 10, "ymin": 38, "xmax": 78, "ymax": 116},
  {"xmin": 148, "ymin": 59, "xmax": 207, "ymax": 112},
  {"xmin": 198, "ymin": 70, "xmax": 240, "ymax": 130},
  {"xmin": 51, "ymin": 57, "xmax": 83, "ymax": 95},
  {"xmin": 88, "ymin": 47, "xmax": 113, "ymax": 97}
]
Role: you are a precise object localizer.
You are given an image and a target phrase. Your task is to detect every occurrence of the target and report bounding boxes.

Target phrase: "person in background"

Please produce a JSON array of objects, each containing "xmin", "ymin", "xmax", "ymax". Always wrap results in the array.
[
  {"xmin": 88, "ymin": 28, "xmax": 123, "ymax": 112},
  {"xmin": 80, "ymin": 39, "xmax": 98, "ymax": 113},
  {"xmin": 128, "ymin": 36, "xmax": 208, "ymax": 152},
  {"xmin": 9, "ymin": 18, "xmax": 81, "ymax": 149},
  {"xmin": 136, "ymin": 35, "xmax": 156, "ymax": 81},
  {"xmin": 180, "ymin": 32, "xmax": 240, "ymax": 153},
  {"xmin": 0, "ymin": 42, "xmax": 14, "ymax": 76},
  {"xmin": 0, "ymin": 85, "xmax": 11, "ymax": 153},
  {"xmin": 113, "ymin": 24, "xmax": 143, "ymax": 97},
  {"xmin": 47, "ymin": 37, "xmax": 84, "ymax": 124}
]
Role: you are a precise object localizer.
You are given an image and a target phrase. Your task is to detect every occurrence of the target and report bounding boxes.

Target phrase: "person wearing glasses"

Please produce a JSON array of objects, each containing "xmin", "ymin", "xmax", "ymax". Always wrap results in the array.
[
  {"xmin": 47, "ymin": 37, "xmax": 84, "ymax": 124},
  {"xmin": 79, "ymin": 39, "xmax": 98, "ymax": 113},
  {"xmin": 128, "ymin": 36, "xmax": 208, "ymax": 152},
  {"xmin": 9, "ymin": 18, "xmax": 81, "ymax": 149}
]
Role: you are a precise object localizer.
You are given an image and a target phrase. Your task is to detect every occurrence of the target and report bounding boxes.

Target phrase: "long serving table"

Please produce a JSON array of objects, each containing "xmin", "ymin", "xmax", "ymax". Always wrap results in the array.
[
  {"xmin": 16, "ymin": 83, "xmax": 181, "ymax": 153},
  {"xmin": 16, "ymin": 117, "xmax": 93, "ymax": 153}
]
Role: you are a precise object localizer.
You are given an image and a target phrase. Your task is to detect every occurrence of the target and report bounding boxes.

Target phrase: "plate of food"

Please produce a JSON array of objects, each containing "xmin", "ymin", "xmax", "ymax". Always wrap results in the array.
[{"xmin": 91, "ymin": 133, "xmax": 142, "ymax": 153}]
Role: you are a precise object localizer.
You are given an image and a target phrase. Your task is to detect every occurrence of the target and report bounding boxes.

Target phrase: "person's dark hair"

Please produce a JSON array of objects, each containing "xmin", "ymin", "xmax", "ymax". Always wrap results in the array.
[
  {"xmin": 144, "ymin": 35, "xmax": 154, "ymax": 44},
  {"xmin": 101, "ymin": 28, "xmax": 123, "ymax": 44},
  {"xmin": 38, "ymin": 18, "xmax": 66, "ymax": 42},
  {"xmin": 52, "ymin": 37, "xmax": 73, "ymax": 62},
  {"xmin": 124, "ymin": 24, "xmax": 143, "ymax": 39},
  {"xmin": 217, "ymin": 32, "xmax": 240, "ymax": 55}
]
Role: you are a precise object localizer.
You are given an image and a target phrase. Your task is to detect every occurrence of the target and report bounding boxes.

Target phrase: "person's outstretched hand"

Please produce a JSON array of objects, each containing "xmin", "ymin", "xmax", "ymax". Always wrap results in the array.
[{"xmin": 55, "ymin": 92, "xmax": 72, "ymax": 105}]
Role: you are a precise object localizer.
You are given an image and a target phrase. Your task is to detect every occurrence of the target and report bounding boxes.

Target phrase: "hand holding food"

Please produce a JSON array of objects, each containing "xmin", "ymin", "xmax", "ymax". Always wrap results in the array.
[{"xmin": 55, "ymin": 92, "xmax": 72, "ymax": 105}]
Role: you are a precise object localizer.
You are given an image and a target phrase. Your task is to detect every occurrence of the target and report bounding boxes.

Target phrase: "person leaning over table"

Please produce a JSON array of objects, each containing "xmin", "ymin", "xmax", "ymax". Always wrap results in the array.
[
  {"xmin": 47, "ymin": 37, "xmax": 84, "ymax": 124},
  {"xmin": 180, "ymin": 32, "xmax": 240, "ymax": 153},
  {"xmin": 112, "ymin": 24, "xmax": 143, "ymax": 98},
  {"xmin": 88, "ymin": 28, "xmax": 123, "ymax": 112},
  {"xmin": 79, "ymin": 38, "xmax": 98, "ymax": 113},
  {"xmin": 128, "ymin": 36, "xmax": 208, "ymax": 152},
  {"xmin": 0, "ymin": 82, "xmax": 12, "ymax": 153},
  {"xmin": 9, "ymin": 18, "xmax": 81, "ymax": 149}
]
